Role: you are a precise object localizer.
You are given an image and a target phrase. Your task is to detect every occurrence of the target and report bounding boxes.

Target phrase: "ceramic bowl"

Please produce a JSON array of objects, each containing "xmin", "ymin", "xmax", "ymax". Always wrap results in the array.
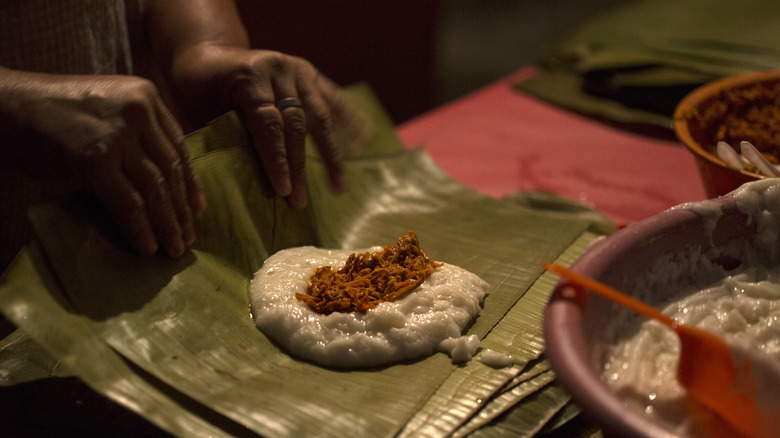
[
  {"xmin": 543, "ymin": 183, "xmax": 777, "ymax": 437},
  {"xmin": 673, "ymin": 70, "xmax": 780, "ymax": 198}
]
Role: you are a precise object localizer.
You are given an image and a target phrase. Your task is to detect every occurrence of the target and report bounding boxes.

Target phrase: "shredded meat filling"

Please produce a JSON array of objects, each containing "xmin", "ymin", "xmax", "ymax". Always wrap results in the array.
[
  {"xmin": 692, "ymin": 82, "xmax": 780, "ymax": 174},
  {"xmin": 296, "ymin": 231, "xmax": 442, "ymax": 314}
]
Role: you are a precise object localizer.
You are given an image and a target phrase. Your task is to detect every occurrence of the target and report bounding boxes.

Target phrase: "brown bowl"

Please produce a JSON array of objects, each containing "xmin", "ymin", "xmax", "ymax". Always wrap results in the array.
[{"xmin": 673, "ymin": 70, "xmax": 780, "ymax": 198}]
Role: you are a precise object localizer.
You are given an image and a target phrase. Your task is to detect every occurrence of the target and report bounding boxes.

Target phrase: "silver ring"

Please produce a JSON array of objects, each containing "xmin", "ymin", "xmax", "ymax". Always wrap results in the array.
[
  {"xmin": 85, "ymin": 141, "xmax": 108, "ymax": 157},
  {"xmin": 276, "ymin": 97, "xmax": 303, "ymax": 110}
]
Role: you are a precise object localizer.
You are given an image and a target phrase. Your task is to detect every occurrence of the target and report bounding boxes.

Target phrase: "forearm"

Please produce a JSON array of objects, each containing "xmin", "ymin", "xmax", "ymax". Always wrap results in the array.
[
  {"xmin": 144, "ymin": 0, "xmax": 353, "ymax": 207},
  {"xmin": 144, "ymin": 0, "xmax": 249, "ymax": 59},
  {"xmin": 0, "ymin": 66, "xmax": 73, "ymax": 175},
  {"xmin": 144, "ymin": 0, "xmax": 252, "ymax": 124}
]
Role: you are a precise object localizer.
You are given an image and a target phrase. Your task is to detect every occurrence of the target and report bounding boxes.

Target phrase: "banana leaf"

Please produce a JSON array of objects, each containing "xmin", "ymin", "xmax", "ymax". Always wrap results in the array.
[
  {"xmin": 451, "ymin": 362, "xmax": 555, "ymax": 438},
  {"xmin": 456, "ymin": 371, "xmax": 559, "ymax": 438},
  {"xmin": 0, "ymin": 244, "xmax": 239, "ymax": 437},
  {"xmin": 0, "ymin": 85, "xmax": 609, "ymax": 437},
  {"xmin": 517, "ymin": 0, "xmax": 780, "ymax": 129},
  {"xmin": 399, "ymin": 232, "xmax": 597, "ymax": 437},
  {"xmin": 468, "ymin": 381, "xmax": 571, "ymax": 438},
  {"xmin": 0, "ymin": 319, "xmax": 70, "ymax": 386}
]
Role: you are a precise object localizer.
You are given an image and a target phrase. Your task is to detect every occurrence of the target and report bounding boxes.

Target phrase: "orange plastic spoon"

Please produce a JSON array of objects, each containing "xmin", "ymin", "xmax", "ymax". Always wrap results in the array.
[{"xmin": 544, "ymin": 262, "xmax": 780, "ymax": 438}]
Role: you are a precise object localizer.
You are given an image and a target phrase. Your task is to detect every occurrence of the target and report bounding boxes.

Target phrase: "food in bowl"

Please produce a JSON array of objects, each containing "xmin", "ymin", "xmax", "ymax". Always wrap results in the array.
[
  {"xmin": 605, "ymin": 262, "xmax": 780, "ymax": 437},
  {"xmin": 674, "ymin": 71, "xmax": 780, "ymax": 196},
  {"xmin": 545, "ymin": 179, "xmax": 780, "ymax": 437},
  {"xmin": 694, "ymin": 79, "xmax": 780, "ymax": 167}
]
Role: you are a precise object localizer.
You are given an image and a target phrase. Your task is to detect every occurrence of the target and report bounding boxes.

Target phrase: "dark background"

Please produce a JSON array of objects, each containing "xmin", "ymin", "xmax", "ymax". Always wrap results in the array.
[{"xmin": 234, "ymin": 0, "xmax": 631, "ymax": 124}]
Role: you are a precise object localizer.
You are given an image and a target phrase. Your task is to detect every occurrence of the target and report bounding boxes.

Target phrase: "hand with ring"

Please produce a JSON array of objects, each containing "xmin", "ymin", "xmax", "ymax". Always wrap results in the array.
[
  {"xmin": 226, "ymin": 53, "xmax": 349, "ymax": 209},
  {"xmin": 171, "ymin": 48, "xmax": 353, "ymax": 209},
  {"xmin": 148, "ymin": 1, "xmax": 367, "ymax": 209}
]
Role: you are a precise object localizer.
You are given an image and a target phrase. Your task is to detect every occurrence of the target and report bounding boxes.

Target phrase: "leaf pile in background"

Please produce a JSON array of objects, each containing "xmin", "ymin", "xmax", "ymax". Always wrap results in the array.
[{"xmin": 518, "ymin": 0, "xmax": 780, "ymax": 130}]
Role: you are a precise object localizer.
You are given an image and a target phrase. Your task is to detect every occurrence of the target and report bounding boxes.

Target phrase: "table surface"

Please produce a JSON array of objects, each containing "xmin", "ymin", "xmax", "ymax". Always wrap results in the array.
[{"xmin": 397, "ymin": 68, "xmax": 708, "ymax": 227}]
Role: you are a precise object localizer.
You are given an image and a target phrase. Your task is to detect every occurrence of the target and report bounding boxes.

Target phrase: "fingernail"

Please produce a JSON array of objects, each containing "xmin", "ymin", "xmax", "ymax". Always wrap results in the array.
[
  {"xmin": 277, "ymin": 179, "xmax": 292, "ymax": 198},
  {"xmin": 183, "ymin": 225, "xmax": 196, "ymax": 247},
  {"xmin": 194, "ymin": 192, "xmax": 208, "ymax": 214},
  {"xmin": 169, "ymin": 239, "xmax": 185, "ymax": 258},
  {"xmin": 140, "ymin": 237, "xmax": 159, "ymax": 256},
  {"xmin": 335, "ymin": 174, "xmax": 348, "ymax": 193},
  {"xmin": 288, "ymin": 190, "xmax": 308, "ymax": 209}
]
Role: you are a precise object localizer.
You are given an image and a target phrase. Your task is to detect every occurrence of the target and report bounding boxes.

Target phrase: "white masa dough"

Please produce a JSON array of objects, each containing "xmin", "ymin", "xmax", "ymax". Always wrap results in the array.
[
  {"xmin": 605, "ymin": 180, "xmax": 780, "ymax": 437},
  {"xmin": 605, "ymin": 266, "xmax": 780, "ymax": 435},
  {"xmin": 250, "ymin": 246, "xmax": 488, "ymax": 368}
]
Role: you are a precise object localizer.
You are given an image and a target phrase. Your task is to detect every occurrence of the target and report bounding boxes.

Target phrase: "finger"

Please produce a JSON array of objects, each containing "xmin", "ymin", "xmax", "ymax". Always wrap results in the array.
[
  {"xmin": 274, "ymin": 95, "xmax": 308, "ymax": 208},
  {"xmin": 123, "ymin": 152, "xmax": 185, "ymax": 258},
  {"xmin": 299, "ymin": 75, "xmax": 346, "ymax": 192},
  {"xmin": 141, "ymin": 101, "xmax": 196, "ymax": 246},
  {"xmin": 245, "ymin": 104, "xmax": 292, "ymax": 197},
  {"xmin": 279, "ymin": 100, "xmax": 308, "ymax": 209},
  {"xmin": 90, "ymin": 169, "xmax": 158, "ymax": 256},
  {"xmin": 141, "ymin": 136, "xmax": 195, "ymax": 247},
  {"xmin": 153, "ymin": 98, "xmax": 207, "ymax": 216},
  {"xmin": 232, "ymin": 81, "xmax": 293, "ymax": 198}
]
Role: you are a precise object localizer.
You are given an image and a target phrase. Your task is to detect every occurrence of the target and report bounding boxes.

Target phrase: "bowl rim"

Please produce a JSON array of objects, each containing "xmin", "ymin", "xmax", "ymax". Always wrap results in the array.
[
  {"xmin": 672, "ymin": 70, "xmax": 780, "ymax": 181},
  {"xmin": 543, "ymin": 195, "xmax": 739, "ymax": 438}
]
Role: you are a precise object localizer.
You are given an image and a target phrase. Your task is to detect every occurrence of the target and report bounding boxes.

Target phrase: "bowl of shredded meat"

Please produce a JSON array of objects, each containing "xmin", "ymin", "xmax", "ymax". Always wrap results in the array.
[{"xmin": 674, "ymin": 70, "xmax": 780, "ymax": 197}]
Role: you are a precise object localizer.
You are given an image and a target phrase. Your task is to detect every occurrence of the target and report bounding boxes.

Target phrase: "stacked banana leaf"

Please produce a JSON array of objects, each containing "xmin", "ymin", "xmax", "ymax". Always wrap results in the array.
[
  {"xmin": 0, "ymin": 85, "xmax": 610, "ymax": 437},
  {"xmin": 518, "ymin": 0, "xmax": 780, "ymax": 131}
]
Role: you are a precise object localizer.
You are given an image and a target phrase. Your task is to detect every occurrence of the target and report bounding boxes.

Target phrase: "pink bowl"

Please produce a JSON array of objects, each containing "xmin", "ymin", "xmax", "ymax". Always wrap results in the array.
[{"xmin": 543, "ymin": 193, "xmax": 754, "ymax": 437}]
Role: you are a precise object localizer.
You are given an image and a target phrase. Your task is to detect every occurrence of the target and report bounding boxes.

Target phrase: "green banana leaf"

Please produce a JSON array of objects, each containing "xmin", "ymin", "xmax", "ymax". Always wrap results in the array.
[
  {"xmin": 1, "ymin": 244, "xmax": 236, "ymax": 437},
  {"xmin": 469, "ymin": 381, "xmax": 571, "ymax": 438},
  {"xmin": 517, "ymin": 0, "xmax": 780, "ymax": 129},
  {"xmin": 399, "ymin": 232, "xmax": 597, "ymax": 437},
  {"xmin": 0, "ymin": 85, "xmax": 610, "ymax": 437}
]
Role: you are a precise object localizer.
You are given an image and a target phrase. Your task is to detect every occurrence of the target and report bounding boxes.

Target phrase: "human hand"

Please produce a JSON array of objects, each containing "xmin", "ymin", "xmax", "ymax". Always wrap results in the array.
[
  {"xmin": 226, "ymin": 50, "xmax": 352, "ymax": 208},
  {"xmin": 146, "ymin": 0, "xmax": 375, "ymax": 208},
  {"xmin": 0, "ymin": 71, "xmax": 206, "ymax": 258},
  {"xmin": 175, "ymin": 48, "xmax": 360, "ymax": 208}
]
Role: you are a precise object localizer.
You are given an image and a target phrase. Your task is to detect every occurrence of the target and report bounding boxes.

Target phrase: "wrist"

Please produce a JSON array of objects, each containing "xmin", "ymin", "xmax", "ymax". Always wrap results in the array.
[{"xmin": 168, "ymin": 43, "xmax": 249, "ymax": 125}]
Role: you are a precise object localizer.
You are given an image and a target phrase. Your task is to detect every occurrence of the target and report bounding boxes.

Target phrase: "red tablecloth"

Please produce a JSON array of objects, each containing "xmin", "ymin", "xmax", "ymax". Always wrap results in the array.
[{"xmin": 397, "ymin": 69, "xmax": 708, "ymax": 227}]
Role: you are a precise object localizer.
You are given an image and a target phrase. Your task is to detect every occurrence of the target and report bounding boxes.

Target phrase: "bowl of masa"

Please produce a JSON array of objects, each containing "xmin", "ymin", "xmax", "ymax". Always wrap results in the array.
[{"xmin": 544, "ymin": 178, "xmax": 780, "ymax": 437}]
